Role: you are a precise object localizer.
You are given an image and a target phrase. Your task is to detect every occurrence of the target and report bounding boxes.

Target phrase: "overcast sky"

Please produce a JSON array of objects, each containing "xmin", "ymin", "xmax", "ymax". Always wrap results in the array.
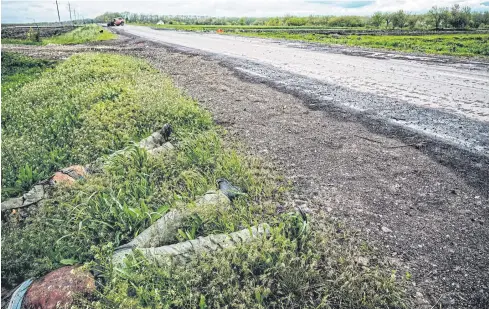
[{"xmin": 2, "ymin": 0, "xmax": 489, "ymax": 23}]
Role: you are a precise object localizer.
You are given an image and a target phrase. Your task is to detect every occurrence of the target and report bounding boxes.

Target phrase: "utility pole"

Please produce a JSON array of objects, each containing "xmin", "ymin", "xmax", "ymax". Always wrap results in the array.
[
  {"xmin": 68, "ymin": 2, "xmax": 73, "ymax": 26},
  {"xmin": 56, "ymin": 0, "xmax": 62, "ymax": 26}
]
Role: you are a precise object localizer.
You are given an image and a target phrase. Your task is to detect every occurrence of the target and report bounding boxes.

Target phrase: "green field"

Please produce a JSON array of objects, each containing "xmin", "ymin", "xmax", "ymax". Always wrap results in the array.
[
  {"xmin": 1, "ymin": 52, "xmax": 412, "ymax": 308},
  {"xmin": 234, "ymin": 31, "xmax": 489, "ymax": 57},
  {"xmin": 147, "ymin": 23, "xmax": 366, "ymax": 31},
  {"xmin": 1, "ymin": 24, "xmax": 115, "ymax": 45},
  {"xmin": 140, "ymin": 23, "xmax": 489, "ymax": 57}
]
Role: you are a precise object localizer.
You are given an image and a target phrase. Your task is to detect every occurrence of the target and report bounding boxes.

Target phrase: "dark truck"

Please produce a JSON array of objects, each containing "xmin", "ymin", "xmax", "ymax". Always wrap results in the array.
[{"xmin": 107, "ymin": 17, "xmax": 124, "ymax": 26}]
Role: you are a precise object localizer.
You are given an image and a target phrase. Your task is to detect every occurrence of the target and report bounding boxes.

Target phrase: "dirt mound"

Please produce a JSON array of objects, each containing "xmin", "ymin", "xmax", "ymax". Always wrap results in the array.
[{"xmin": 1, "ymin": 26, "xmax": 76, "ymax": 39}]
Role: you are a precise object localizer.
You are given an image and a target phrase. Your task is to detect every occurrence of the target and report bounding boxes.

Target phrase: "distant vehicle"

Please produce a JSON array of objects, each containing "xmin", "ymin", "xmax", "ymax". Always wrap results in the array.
[{"xmin": 107, "ymin": 17, "xmax": 124, "ymax": 27}]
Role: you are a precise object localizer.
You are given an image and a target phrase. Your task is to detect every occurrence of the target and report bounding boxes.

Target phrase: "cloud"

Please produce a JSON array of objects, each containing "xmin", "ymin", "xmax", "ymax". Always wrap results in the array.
[
  {"xmin": 306, "ymin": 1, "xmax": 375, "ymax": 8},
  {"xmin": 1, "ymin": 0, "xmax": 488, "ymax": 23}
]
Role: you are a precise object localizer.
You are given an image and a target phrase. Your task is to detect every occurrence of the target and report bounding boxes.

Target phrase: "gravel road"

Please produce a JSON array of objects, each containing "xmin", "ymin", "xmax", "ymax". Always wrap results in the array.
[
  {"xmin": 4, "ymin": 27, "xmax": 489, "ymax": 308},
  {"xmin": 121, "ymin": 25, "xmax": 489, "ymax": 155}
]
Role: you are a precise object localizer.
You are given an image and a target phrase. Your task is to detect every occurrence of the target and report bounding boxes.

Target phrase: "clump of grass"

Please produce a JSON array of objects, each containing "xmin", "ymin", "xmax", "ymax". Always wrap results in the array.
[
  {"xmin": 236, "ymin": 31, "xmax": 489, "ymax": 57},
  {"xmin": 1, "ymin": 52, "xmax": 57, "ymax": 93},
  {"xmin": 0, "ymin": 38, "xmax": 43, "ymax": 45},
  {"xmin": 1, "ymin": 53, "xmax": 412, "ymax": 308},
  {"xmin": 1, "ymin": 52, "xmax": 211, "ymax": 199},
  {"xmin": 43, "ymin": 24, "xmax": 116, "ymax": 45},
  {"xmin": 1, "ymin": 24, "xmax": 115, "ymax": 46}
]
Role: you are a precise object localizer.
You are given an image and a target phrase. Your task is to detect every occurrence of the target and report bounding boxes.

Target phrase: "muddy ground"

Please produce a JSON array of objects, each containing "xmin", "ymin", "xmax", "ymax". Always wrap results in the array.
[
  {"xmin": 2, "ymin": 33, "xmax": 489, "ymax": 308},
  {"xmin": 1, "ymin": 26, "xmax": 76, "ymax": 40}
]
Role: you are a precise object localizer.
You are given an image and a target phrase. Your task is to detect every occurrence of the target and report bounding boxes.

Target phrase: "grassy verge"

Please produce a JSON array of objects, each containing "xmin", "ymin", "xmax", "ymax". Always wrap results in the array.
[
  {"xmin": 233, "ymin": 31, "xmax": 489, "ymax": 57},
  {"xmin": 44, "ymin": 24, "xmax": 115, "ymax": 44},
  {"xmin": 1, "ymin": 52, "xmax": 57, "ymax": 94},
  {"xmin": 1, "ymin": 24, "xmax": 115, "ymax": 46},
  {"xmin": 1, "ymin": 53, "xmax": 412, "ymax": 308}
]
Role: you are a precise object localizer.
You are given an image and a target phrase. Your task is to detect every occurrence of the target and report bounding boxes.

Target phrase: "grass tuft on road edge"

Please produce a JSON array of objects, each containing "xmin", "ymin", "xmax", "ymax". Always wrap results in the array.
[{"xmin": 1, "ymin": 52, "xmax": 412, "ymax": 308}]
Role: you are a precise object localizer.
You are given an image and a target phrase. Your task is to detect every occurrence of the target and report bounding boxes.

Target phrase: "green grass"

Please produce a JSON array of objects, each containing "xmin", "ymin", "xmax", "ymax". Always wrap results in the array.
[
  {"xmin": 1, "ymin": 52, "xmax": 57, "ymax": 94},
  {"xmin": 1, "ymin": 24, "xmax": 116, "ymax": 46},
  {"xmin": 145, "ymin": 23, "xmax": 366, "ymax": 31},
  {"xmin": 1, "ymin": 53, "xmax": 412, "ymax": 308},
  {"xmin": 44, "ymin": 24, "xmax": 115, "ymax": 45},
  {"xmin": 0, "ymin": 38, "xmax": 43, "ymax": 45},
  {"xmin": 1, "ymin": 52, "xmax": 210, "ymax": 199},
  {"xmin": 234, "ymin": 31, "xmax": 489, "ymax": 57}
]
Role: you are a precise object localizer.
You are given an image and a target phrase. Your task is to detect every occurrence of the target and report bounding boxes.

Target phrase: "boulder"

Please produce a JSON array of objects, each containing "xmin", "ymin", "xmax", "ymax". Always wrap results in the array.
[
  {"xmin": 23, "ymin": 266, "xmax": 95, "ymax": 309},
  {"xmin": 60, "ymin": 165, "xmax": 86, "ymax": 180},
  {"xmin": 49, "ymin": 172, "xmax": 75, "ymax": 186}
]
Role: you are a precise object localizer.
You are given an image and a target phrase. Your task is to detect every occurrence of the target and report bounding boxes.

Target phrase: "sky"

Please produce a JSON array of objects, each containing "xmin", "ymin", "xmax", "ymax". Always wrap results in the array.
[{"xmin": 2, "ymin": 0, "xmax": 489, "ymax": 23}]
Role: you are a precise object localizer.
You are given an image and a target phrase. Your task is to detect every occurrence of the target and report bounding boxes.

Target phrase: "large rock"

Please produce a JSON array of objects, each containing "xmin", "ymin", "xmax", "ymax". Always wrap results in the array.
[{"xmin": 23, "ymin": 266, "xmax": 95, "ymax": 309}]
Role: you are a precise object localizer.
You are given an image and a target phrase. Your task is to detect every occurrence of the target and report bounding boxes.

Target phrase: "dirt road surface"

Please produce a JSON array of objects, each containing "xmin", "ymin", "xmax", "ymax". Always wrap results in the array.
[{"xmin": 4, "ymin": 27, "xmax": 489, "ymax": 308}]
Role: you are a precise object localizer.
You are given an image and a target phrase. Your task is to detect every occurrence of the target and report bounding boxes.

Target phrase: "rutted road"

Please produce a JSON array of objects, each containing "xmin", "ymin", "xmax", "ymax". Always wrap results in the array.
[{"xmin": 121, "ymin": 25, "xmax": 489, "ymax": 155}]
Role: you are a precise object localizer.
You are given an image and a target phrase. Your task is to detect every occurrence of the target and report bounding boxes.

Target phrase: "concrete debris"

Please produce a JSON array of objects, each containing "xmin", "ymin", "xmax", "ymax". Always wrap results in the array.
[
  {"xmin": 113, "ymin": 224, "xmax": 270, "ymax": 266},
  {"xmin": 148, "ymin": 142, "xmax": 174, "ymax": 155},
  {"xmin": 116, "ymin": 210, "xmax": 186, "ymax": 251},
  {"xmin": 139, "ymin": 124, "xmax": 172, "ymax": 150},
  {"xmin": 22, "ymin": 185, "xmax": 45, "ymax": 207},
  {"xmin": 195, "ymin": 190, "xmax": 231, "ymax": 208},
  {"xmin": 1, "ymin": 197, "xmax": 23, "ymax": 211}
]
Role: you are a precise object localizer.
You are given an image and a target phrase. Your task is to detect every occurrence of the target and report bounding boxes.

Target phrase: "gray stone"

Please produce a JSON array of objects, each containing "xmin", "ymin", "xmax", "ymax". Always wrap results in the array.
[
  {"xmin": 139, "ymin": 131, "xmax": 165, "ymax": 150},
  {"xmin": 126, "ymin": 210, "xmax": 185, "ymax": 248},
  {"xmin": 23, "ymin": 185, "xmax": 45, "ymax": 207},
  {"xmin": 148, "ymin": 142, "xmax": 174, "ymax": 156},
  {"xmin": 1, "ymin": 197, "xmax": 23, "ymax": 211},
  {"xmin": 381, "ymin": 226, "xmax": 392, "ymax": 233},
  {"xmin": 113, "ymin": 224, "xmax": 270, "ymax": 266},
  {"xmin": 196, "ymin": 190, "xmax": 231, "ymax": 208}
]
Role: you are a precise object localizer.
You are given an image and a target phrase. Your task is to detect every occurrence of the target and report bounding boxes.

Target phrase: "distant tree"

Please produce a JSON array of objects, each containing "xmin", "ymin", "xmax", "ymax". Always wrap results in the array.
[
  {"xmin": 371, "ymin": 12, "xmax": 385, "ymax": 28},
  {"xmin": 407, "ymin": 14, "xmax": 419, "ymax": 29},
  {"xmin": 462, "ymin": 6, "xmax": 472, "ymax": 28},
  {"xmin": 428, "ymin": 6, "xmax": 449, "ymax": 29},
  {"xmin": 392, "ymin": 10, "xmax": 407, "ymax": 29},
  {"xmin": 266, "ymin": 17, "xmax": 280, "ymax": 26},
  {"xmin": 384, "ymin": 13, "xmax": 393, "ymax": 29},
  {"xmin": 327, "ymin": 16, "xmax": 365, "ymax": 27},
  {"xmin": 449, "ymin": 4, "xmax": 471, "ymax": 28}
]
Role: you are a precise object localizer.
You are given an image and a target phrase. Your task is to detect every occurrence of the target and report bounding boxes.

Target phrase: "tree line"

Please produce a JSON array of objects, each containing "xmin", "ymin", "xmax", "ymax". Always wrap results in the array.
[{"xmin": 94, "ymin": 4, "xmax": 489, "ymax": 29}]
